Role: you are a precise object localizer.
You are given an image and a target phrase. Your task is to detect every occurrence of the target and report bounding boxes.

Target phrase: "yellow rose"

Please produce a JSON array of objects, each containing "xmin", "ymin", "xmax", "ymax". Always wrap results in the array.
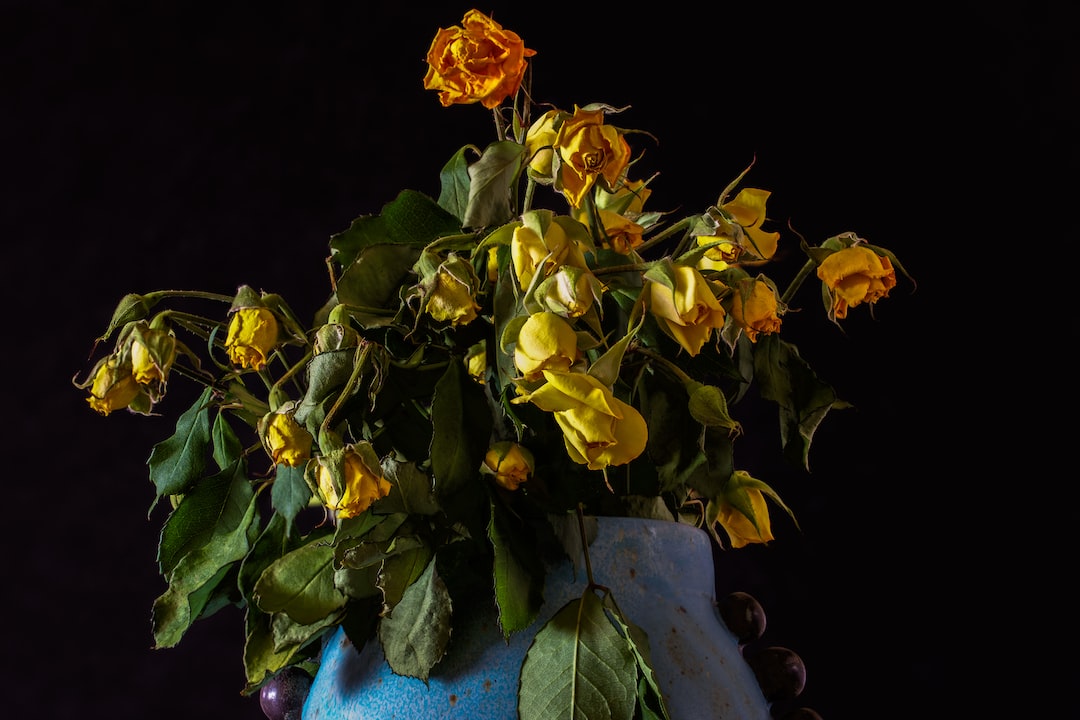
[
  {"xmin": 130, "ymin": 324, "xmax": 177, "ymax": 386},
  {"xmin": 510, "ymin": 214, "xmax": 588, "ymax": 291},
  {"xmin": 595, "ymin": 209, "xmax": 644, "ymax": 255},
  {"xmin": 524, "ymin": 109, "xmax": 562, "ymax": 177},
  {"xmin": 225, "ymin": 307, "xmax": 279, "ymax": 370},
  {"xmin": 425, "ymin": 257, "xmax": 481, "ymax": 326},
  {"xmin": 422, "ymin": 9, "xmax": 536, "ymax": 110},
  {"xmin": 262, "ymin": 410, "xmax": 313, "ymax": 468},
  {"xmin": 729, "ymin": 278, "xmax": 782, "ymax": 343},
  {"xmin": 520, "ymin": 370, "xmax": 647, "ymax": 471},
  {"xmin": 816, "ymin": 245, "xmax": 897, "ymax": 319},
  {"xmin": 484, "ymin": 441, "xmax": 534, "ymax": 491},
  {"xmin": 555, "ymin": 105, "xmax": 631, "ymax": 208},
  {"xmin": 647, "ymin": 266, "xmax": 727, "ymax": 356},
  {"xmin": 722, "ymin": 188, "xmax": 780, "ymax": 261},
  {"xmin": 86, "ymin": 355, "xmax": 141, "ymax": 416},
  {"xmin": 513, "ymin": 311, "xmax": 580, "ymax": 381},
  {"xmin": 316, "ymin": 445, "xmax": 391, "ymax": 520},
  {"xmin": 711, "ymin": 487, "xmax": 775, "ymax": 549}
]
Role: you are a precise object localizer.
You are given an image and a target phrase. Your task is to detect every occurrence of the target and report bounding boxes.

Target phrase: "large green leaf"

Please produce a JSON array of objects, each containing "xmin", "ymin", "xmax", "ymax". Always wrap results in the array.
[
  {"xmin": 157, "ymin": 458, "xmax": 254, "ymax": 578},
  {"xmin": 602, "ymin": 594, "xmax": 671, "ymax": 720},
  {"xmin": 378, "ymin": 557, "xmax": 451, "ymax": 681},
  {"xmin": 151, "ymin": 470, "xmax": 259, "ymax": 648},
  {"xmin": 753, "ymin": 334, "xmax": 844, "ymax": 469},
  {"xmin": 518, "ymin": 591, "xmax": 637, "ymax": 720},
  {"xmin": 243, "ymin": 604, "xmax": 338, "ymax": 693},
  {"xmin": 148, "ymin": 386, "xmax": 213, "ymax": 500},
  {"xmin": 253, "ymin": 537, "xmax": 346, "ymax": 625},
  {"xmin": 430, "ymin": 358, "xmax": 492, "ymax": 498},
  {"xmin": 334, "ymin": 243, "xmax": 421, "ymax": 320},
  {"xmin": 329, "ymin": 189, "xmax": 462, "ymax": 269}
]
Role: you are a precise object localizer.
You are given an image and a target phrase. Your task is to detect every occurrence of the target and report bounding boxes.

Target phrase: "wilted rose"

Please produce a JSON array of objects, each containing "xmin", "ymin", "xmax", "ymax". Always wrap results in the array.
[
  {"xmin": 816, "ymin": 245, "xmax": 897, "ymax": 319},
  {"xmin": 85, "ymin": 355, "xmax": 141, "ymax": 416},
  {"xmin": 729, "ymin": 278, "xmax": 782, "ymax": 343},
  {"xmin": 484, "ymin": 441, "xmax": 534, "ymax": 491},
  {"xmin": 648, "ymin": 265, "xmax": 727, "ymax": 356},
  {"xmin": 518, "ymin": 370, "xmax": 647, "ymax": 471},
  {"xmin": 422, "ymin": 9, "xmax": 536, "ymax": 110},
  {"xmin": 225, "ymin": 307, "xmax": 279, "ymax": 370},
  {"xmin": 262, "ymin": 409, "xmax": 313, "ymax": 468},
  {"xmin": 315, "ymin": 445, "xmax": 391, "ymax": 519},
  {"xmin": 554, "ymin": 105, "xmax": 631, "ymax": 208}
]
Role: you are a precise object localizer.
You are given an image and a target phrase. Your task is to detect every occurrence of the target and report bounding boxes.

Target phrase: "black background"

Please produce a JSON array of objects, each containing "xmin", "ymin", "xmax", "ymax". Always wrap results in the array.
[{"xmin": 7, "ymin": 1, "xmax": 1074, "ymax": 718}]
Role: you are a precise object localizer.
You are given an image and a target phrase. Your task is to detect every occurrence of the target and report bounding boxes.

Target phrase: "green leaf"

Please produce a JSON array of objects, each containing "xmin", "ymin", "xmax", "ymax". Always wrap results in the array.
[
  {"xmin": 376, "ymin": 535, "xmax": 432, "ymax": 613},
  {"xmin": 157, "ymin": 458, "xmax": 254, "ymax": 578},
  {"xmin": 151, "ymin": 473, "xmax": 259, "ymax": 648},
  {"xmin": 753, "ymin": 334, "xmax": 842, "ymax": 470},
  {"xmin": 463, "ymin": 140, "xmax": 526, "ymax": 229},
  {"xmin": 602, "ymin": 593, "xmax": 671, "ymax": 720},
  {"xmin": 518, "ymin": 591, "xmax": 637, "ymax": 720},
  {"xmin": 243, "ymin": 605, "xmax": 337, "ymax": 693},
  {"xmin": 430, "ymin": 358, "xmax": 492, "ymax": 498},
  {"xmin": 211, "ymin": 410, "xmax": 243, "ymax": 471},
  {"xmin": 437, "ymin": 145, "xmax": 476, "ymax": 221},
  {"xmin": 334, "ymin": 244, "xmax": 422, "ymax": 323},
  {"xmin": 270, "ymin": 463, "xmax": 312, "ymax": 535},
  {"xmin": 329, "ymin": 189, "xmax": 461, "ymax": 269},
  {"xmin": 253, "ymin": 537, "xmax": 346, "ymax": 625},
  {"xmin": 148, "ymin": 387, "xmax": 213, "ymax": 501},
  {"xmin": 489, "ymin": 499, "xmax": 544, "ymax": 637},
  {"xmin": 378, "ymin": 557, "xmax": 452, "ymax": 681}
]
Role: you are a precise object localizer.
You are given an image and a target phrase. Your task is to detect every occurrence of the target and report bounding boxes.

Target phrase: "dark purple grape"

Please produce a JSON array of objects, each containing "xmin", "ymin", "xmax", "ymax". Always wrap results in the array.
[
  {"xmin": 259, "ymin": 666, "xmax": 313, "ymax": 720},
  {"xmin": 745, "ymin": 645, "xmax": 806, "ymax": 703},
  {"xmin": 717, "ymin": 591, "xmax": 767, "ymax": 645}
]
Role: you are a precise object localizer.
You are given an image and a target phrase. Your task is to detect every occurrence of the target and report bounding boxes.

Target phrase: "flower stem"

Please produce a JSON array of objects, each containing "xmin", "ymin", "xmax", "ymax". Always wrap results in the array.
[
  {"xmin": 321, "ymin": 342, "xmax": 372, "ymax": 437},
  {"xmin": 780, "ymin": 258, "xmax": 818, "ymax": 306}
]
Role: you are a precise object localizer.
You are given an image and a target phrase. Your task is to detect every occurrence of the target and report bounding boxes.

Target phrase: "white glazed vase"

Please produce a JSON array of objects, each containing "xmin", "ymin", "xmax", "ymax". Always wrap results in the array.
[{"xmin": 302, "ymin": 516, "xmax": 772, "ymax": 720}]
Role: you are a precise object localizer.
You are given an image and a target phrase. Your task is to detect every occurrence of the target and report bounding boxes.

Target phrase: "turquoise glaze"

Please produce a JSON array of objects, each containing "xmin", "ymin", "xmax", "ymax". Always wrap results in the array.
[{"xmin": 302, "ymin": 516, "xmax": 771, "ymax": 719}]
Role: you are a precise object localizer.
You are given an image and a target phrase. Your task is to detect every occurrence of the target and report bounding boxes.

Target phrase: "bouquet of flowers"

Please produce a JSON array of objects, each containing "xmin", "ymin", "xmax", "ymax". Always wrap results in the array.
[{"xmin": 75, "ymin": 8, "xmax": 910, "ymax": 719}]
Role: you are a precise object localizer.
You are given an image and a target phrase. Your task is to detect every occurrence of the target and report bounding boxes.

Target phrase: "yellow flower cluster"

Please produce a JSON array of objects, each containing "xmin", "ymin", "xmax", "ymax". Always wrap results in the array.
[{"xmin": 75, "ymin": 8, "xmax": 912, "ymax": 705}]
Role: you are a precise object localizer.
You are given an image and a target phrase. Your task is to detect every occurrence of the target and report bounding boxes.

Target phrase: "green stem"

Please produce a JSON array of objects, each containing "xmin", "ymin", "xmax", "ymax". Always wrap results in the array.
[
  {"xmin": 780, "ymin": 258, "xmax": 818, "ymax": 306},
  {"xmin": 145, "ymin": 290, "xmax": 236, "ymax": 304},
  {"xmin": 637, "ymin": 217, "xmax": 692, "ymax": 255},
  {"xmin": 321, "ymin": 342, "xmax": 373, "ymax": 437},
  {"xmin": 636, "ymin": 346, "xmax": 695, "ymax": 386},
  {"xmin": 576, "ymin": 504, "xmax": 595, "ymax": 586}
]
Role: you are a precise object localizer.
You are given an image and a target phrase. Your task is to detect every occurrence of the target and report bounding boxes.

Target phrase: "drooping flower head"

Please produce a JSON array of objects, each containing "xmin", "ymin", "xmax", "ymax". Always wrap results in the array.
[
  {"xmin": 647, "ymin": 264, "xmax": 727, "ymax": 356},
  {"xmin": 314, "ymin": 443, "xmax": 392, "ymax": 519},
  {"xmin": 729, "ymin": 277, "xmax": 782, "ymax": 343},
  {"xmin": 423, "ymin": 9, "xmax": 536, "ymax": 110},
  {"xmin": 225, "ymin": 289, "xmax": 280, "ymax": 371},
  {"xmin": 484, "ymin": 441, "xmax": 534, "ymax": 491},
  {"xmin": 84, "ymin": 354, "xmax": 141, "ymax": 416},
  {"xmin": 261, "ymin": 405, "xmax": 314, "ymax": 468},
  {"xmin": 817, "ymin": 245, "xmax": 897, "ymax": 320}
]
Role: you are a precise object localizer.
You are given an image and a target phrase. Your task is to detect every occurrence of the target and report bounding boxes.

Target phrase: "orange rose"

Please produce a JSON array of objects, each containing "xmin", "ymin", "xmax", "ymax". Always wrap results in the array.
[
  {"xmin": 816, "ymin": 246, "xmax": 897, "ymax": 320},
  {"xmin": 423, "ymin": 9, "xmax": 536, "ymax": 110}
]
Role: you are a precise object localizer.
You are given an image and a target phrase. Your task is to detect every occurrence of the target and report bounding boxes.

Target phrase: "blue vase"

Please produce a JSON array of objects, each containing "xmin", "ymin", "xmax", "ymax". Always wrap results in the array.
[{"xmin": 302, "ymin": 516, "xmax": 771, "ymax": 719}]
